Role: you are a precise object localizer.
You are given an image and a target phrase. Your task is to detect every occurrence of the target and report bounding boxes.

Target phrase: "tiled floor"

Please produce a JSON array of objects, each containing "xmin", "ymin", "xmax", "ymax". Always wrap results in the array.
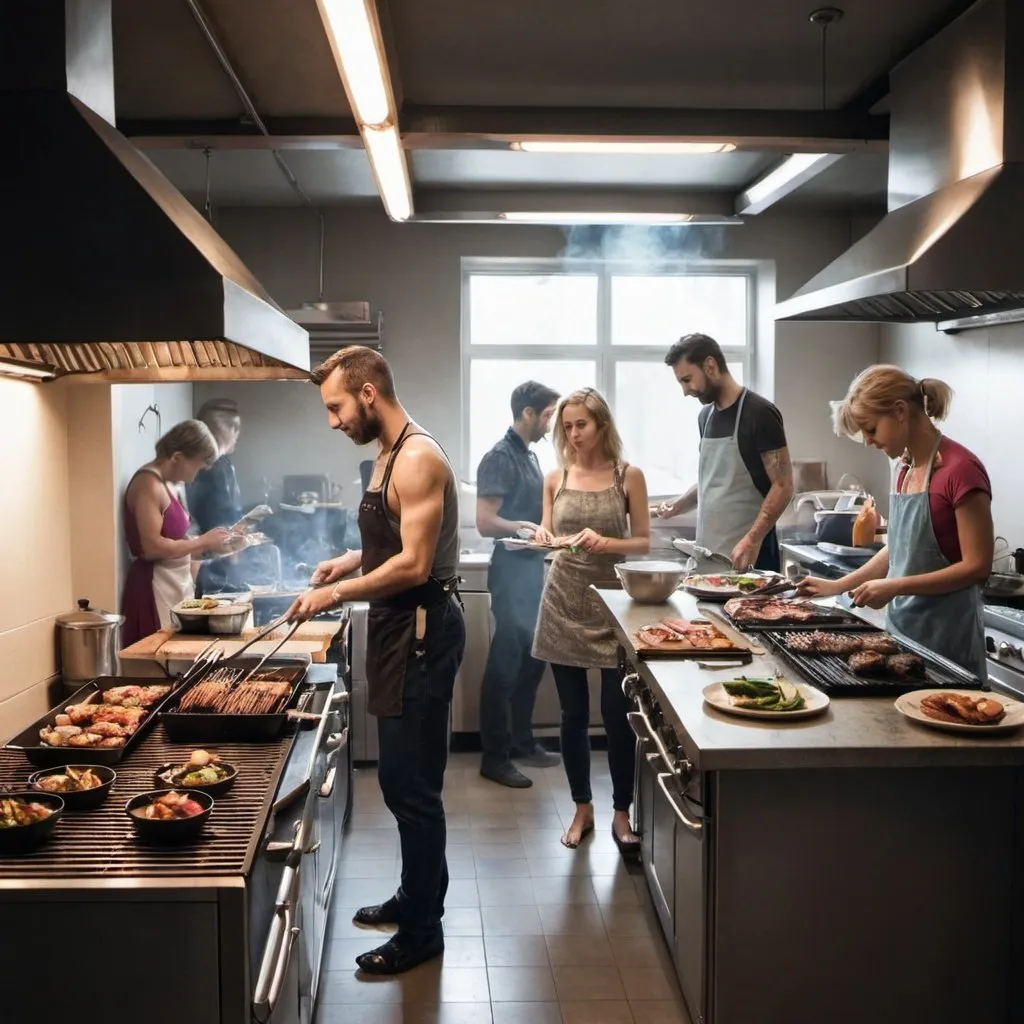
[{"xmin": 315, "ymin": 752, "xmax": 692, "ymax": 1024}]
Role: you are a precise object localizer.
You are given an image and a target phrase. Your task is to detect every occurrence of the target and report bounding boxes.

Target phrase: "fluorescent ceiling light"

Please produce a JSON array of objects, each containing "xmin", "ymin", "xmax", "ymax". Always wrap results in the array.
[
  {"xmin": 363, "ymin": 125, "xmax": 412, "ymax": 221},
  {"xmin": 0, "ymin": 358, "xmax": 56, "ymax": 380},
  {"xmin": 736, "ymin": 153, "xmax": 841, "ymax": 215},
  {"xmin": 500, "ymin": 212, "xmax": 695, "ymax": 225},
  {"xmin": 319, "ymin": 0, "xmax": 392, "ymax": 126},
  {"xmin": 515, "ymin": 140, "xmax": 736, "ymax": 155}
]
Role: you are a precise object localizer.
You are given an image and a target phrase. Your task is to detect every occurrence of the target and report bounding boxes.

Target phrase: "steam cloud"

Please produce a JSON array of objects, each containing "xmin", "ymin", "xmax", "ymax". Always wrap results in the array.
[{"xmin": 558, "ymin": 224, "xmax": 728, "ymax": 265}]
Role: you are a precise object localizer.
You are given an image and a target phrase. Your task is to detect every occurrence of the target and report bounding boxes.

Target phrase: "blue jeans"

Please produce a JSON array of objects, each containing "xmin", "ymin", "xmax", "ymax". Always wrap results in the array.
[
  {"xmin": 375, "ymin": 597, "xmax": 466, "ymax": 938},
  {"xmin": 479, "ymin": 552, "xmax": 546, "ymax": 767}
]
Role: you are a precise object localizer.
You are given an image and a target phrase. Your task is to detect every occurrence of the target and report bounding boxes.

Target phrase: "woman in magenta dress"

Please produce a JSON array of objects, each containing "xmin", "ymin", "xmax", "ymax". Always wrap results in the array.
[{"xmin": 122, "ymin": 420, "xmax": 234, "ymax": 645}]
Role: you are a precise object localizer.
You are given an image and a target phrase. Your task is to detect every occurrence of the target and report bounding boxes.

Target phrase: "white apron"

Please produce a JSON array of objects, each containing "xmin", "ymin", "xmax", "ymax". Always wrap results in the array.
[
  {"xmin": 695, "ymin": 390, "xmax": 765, "ymax": 572},
  {"xmin": 885, "ymin": 436, "xmax": 987, "ymax": 681}
]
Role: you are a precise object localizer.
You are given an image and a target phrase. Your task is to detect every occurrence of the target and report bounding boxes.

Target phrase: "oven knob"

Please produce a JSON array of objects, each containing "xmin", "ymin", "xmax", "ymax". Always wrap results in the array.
[
  {"xmin": 998, "ymin": 641, "xmax": 1023, "ymax": 660},
  {"xmin": 986, "ymin": 635, "xmax": 997, "ymax": 654}
]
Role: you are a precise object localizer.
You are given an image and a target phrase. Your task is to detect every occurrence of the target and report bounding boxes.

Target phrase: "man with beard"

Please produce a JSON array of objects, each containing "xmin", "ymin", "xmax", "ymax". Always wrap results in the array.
[
  {"xmin": 286, "ymin": 346, "xmax": 465, "ymax": 975},
  {"xmin": 657, "ymin": 333, "xmax": 793, "ymax": 572},
  {"xmin": 476, "ymin": 380, "xmax": 561, "ymax": 789}
]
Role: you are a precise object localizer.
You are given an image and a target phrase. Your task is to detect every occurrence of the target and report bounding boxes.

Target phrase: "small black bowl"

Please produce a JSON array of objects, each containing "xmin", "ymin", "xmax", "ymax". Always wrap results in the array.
[
  {"xmin": 29, "ymin": 764, "xmax": 116, "ymax": 811},
  {"xmin": 125, "ymin": 789, "xmax": 214, "ymax": 845},
  {"xmin": 0, "ymin": 792, "xmax": 64, "ymax": 852},
  {"xmin": 153, "ymin": 760, "xmax": 238, "ymax": 798}
]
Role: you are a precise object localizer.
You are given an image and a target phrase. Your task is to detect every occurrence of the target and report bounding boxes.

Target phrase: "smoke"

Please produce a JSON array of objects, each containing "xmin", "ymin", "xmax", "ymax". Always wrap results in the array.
[{"xmin": 558, "ymin": 223, "xmax": 728, "ymax": 266}]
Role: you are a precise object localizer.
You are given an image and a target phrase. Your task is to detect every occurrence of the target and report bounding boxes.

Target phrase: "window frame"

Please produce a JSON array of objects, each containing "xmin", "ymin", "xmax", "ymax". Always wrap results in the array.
[{"xmin": 460, "ymin": 256, "xmax": 760, "ymax": 482}]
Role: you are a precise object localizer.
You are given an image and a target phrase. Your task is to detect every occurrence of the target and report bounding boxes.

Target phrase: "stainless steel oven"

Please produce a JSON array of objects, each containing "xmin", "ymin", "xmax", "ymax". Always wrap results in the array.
[{"xmin": 624, "ymin": 671, "xmax": 708, "ymax": 1024}]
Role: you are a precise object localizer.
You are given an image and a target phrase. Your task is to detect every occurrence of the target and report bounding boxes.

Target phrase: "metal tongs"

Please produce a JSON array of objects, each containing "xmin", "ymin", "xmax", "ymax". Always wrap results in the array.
[{"xmin": 672, "ymin": 539, "xmax": 740, "ymax": 570}]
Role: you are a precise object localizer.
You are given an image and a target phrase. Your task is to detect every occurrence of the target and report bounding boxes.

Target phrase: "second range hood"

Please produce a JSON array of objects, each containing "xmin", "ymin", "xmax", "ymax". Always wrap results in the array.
[
  {"xmin": 0, "ymin": 1, "xmax": 309, "ymax": 381},
  {"xmin": 776, "ymin": 0, "xmax": 1024, "ymax": 327}
]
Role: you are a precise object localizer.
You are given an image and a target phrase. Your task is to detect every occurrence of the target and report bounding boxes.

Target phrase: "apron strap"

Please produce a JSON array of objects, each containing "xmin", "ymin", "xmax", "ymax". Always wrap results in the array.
[
  {"xmin": 898, "ymin": 433, "xmax": 943, "ymax": 495},
  {"xmin": 731, "ymin": 389, "xmax": 748, "ymax": 440}
]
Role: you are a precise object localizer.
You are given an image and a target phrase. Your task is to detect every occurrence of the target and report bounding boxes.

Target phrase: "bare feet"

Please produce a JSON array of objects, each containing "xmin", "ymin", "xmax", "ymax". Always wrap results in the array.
[
  {"xmin": 611, "ymin": 809, "xmax": 640, "ymax": 853},
  {"xmin": 560, "ymin": 804, "xmax": 595, "ymax": 849}
]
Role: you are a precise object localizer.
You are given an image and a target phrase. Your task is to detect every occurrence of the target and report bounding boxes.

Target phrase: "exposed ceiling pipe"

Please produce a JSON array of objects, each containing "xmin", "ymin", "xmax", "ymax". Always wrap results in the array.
[{"xmin": 183, "ymin": 0, "xmax": 315, "ymax": 209}]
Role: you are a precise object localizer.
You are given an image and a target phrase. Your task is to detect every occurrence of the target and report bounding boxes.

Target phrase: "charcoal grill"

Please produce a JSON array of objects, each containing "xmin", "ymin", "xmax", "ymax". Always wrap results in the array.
[{"xmin": 763, "ymin": 628, "xmax": 976, "ymax": 696}]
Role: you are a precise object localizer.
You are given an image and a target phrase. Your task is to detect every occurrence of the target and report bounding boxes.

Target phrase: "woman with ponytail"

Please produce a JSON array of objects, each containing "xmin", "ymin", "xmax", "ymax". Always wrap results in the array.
[{"xmin": 798, "ymin": 365, "xmax": 993, "ymax": 678}]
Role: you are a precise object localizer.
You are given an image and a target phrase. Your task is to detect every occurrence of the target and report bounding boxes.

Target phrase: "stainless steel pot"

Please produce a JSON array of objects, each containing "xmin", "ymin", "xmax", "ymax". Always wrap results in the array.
[
  {"xmin": 55, "ymin": 599, "xmax": 124, "ymax": 690},
  {"xmin": 984, "ymin": 572, "xmax": 1024, "ymax": 599}
]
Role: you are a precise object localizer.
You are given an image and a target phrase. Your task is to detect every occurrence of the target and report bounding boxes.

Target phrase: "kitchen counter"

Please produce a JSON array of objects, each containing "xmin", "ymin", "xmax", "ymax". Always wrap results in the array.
[
  {"xmin": 595, "ymin": 588, "xmax": 1024, "ymax": 770},
  {"xmin": 598, "ymin": 588, "xmax": 1024, "ymax": 1024}
]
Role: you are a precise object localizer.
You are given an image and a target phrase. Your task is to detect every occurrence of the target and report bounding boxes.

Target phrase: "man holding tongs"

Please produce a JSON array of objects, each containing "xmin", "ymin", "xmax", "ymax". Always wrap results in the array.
[{"xmin": 286, "ymin": 346, "xmax": 465, "ymax": 976}]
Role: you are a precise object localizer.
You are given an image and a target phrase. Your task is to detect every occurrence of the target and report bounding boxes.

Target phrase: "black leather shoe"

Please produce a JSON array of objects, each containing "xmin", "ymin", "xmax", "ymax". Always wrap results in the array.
[
  {"xmin": 480, "ymin": 761, "xmax": 533, "ymax": 789},
  {"xmin": 353, "ymin": 896, "xmax": 400, "ymax": 928},
  {"xmin": 356, "ymin": 932, "xmax": 444, "ymax": 975}
]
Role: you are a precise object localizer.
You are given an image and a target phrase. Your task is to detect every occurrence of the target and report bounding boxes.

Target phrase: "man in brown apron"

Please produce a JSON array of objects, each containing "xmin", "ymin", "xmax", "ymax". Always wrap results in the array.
[{"xmin": 287, "ymin": 347, "xmax": 465, "ymax": 976}]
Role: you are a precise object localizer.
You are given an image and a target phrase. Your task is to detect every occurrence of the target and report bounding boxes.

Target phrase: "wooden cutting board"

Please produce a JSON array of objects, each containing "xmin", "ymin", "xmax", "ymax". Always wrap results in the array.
[{"xmin": 120, "ymin": 620, "xmax": 340, "ymax": 664}]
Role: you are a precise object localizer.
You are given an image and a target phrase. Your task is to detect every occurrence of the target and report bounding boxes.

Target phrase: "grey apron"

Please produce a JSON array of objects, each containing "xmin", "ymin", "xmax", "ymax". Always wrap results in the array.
[
  {"xmin": 695, "ymin": 390, "xmax": 765, "ymax": 572},
  {"xmin": 885, "ymin": 436, "xmax": 988, "ymax": 681}
]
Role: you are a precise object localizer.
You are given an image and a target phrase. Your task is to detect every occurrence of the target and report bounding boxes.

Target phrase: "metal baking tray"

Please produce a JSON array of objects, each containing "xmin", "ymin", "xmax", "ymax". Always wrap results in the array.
[
  {"xmin": 160, "ymin": 659, "xmax": 310, "ymax": 742},
  {"xmin": 722, "ymin": 598, "xmax": 877, "ymax": 632},
  {"xmin": 4, "ymin": 676, "xmax": 183, "ymax": 768}
]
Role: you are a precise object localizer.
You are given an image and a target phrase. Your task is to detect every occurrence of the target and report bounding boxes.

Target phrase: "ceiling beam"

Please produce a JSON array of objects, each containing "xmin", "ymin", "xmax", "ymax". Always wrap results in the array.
[
  {"xmin": 842, "ymin": 0, "xmax": 978, "ymax": 113},
  {"xmin": 123, "ymin": 106, "xmax": 888, "ymax": 156}
]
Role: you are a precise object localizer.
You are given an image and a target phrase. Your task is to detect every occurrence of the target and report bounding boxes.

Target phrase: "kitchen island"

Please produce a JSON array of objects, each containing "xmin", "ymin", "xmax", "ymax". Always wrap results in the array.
[{"xmin": 595, "ymin": 587, "xmax": 1024, "ymax": 1024}]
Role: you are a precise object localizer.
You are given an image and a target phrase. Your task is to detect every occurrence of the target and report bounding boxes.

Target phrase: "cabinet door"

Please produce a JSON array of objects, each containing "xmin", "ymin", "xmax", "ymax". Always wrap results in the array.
[
  {"xmin": 451, "ymin": 591, "xmax": 490, "ymax": 732},
  {"xmin": 674, "ymin": 802, "xmax": 707, "ymax": 1024}
]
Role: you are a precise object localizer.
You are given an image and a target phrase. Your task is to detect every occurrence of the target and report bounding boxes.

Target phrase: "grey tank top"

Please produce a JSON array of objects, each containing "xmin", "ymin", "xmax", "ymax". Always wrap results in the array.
[{"xmin": 382, "ymin": 429, "xmax": 461, "ymax": 580}]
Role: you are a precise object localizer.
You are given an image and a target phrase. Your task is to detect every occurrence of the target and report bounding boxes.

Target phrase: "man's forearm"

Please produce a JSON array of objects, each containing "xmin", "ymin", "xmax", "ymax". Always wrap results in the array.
[
  {"xmin": 673, "ymin": 484, "xmax": 698, "ymax": 515},
  {"xmin": 746, "ymin": 482, "xmax": 793, "ymax": 544},
  {"xmin": 478, "ymin": 515, "xmax": 529, "ymax": 539},
  {"xmin": 330, "ymin": 552, "xmax": 433, "ymax": 603}
]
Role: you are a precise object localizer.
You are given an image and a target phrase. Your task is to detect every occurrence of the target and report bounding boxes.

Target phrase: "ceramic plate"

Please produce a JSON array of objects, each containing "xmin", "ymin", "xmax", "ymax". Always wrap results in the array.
[
  {"xmin": 894, "ymin": 688, "xmax": 1024, "ymax": 735},
  {"xmin": 499, "ymin": 538, "xmax": 568, "ymax": 552},
  {"xmin": 702, "ymin": 680, "xmax": 830, "ymax": 721},
  {"xmin": 682, "ymin": 573, "xmax": 780, "ymax": 600}
]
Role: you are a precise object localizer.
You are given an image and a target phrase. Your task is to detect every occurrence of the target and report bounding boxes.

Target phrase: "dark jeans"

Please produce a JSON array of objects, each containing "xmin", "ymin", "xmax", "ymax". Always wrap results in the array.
[
  {"xmin": 479, "ymin": 552, "xmax": 546, "ymax": 766},
  {"xmin": 551, "ymin": 664, "xmax": 635, "ymax": 812},
  {"xmin": 376, "ymin": 597, "xmax": 466, "ymax": 938}
]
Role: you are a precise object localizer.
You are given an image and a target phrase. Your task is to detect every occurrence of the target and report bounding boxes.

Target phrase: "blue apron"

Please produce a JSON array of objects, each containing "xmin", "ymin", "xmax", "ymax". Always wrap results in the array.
[{"xmin": 885, "ymin": 436, "xmax": 987, "ymax": 681}]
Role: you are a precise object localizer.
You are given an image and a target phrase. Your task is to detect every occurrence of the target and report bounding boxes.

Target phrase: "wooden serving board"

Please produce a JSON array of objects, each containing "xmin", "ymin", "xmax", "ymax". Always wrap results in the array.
[
  {"xmin": 630, "ymin": 633, "xmax": 753, "ymax": 660},
  {"xmin": 120, "ymin": 620, "xmax": 340, "ymax": 664}
]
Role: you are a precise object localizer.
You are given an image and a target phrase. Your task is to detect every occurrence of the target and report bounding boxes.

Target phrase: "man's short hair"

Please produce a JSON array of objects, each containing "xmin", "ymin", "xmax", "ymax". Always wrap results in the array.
[
  {"xmin": 511, "ymin": 381, "xmax": 560, "ymax": 420},
  {"xmin": 310, "ymin": 345, "xmax": 396, "ymax": 399},
  {"xmin": 663, "ymin": 333, "xmax": 728, "ymax": 373}
]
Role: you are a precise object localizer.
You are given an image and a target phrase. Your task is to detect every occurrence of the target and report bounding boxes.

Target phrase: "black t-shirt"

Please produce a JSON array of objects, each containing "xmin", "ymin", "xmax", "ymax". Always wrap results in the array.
[
  {"xmin": 698, "ymin": 389, "xmax": 787, "ymax": 498},
  {"xmin": 476, "ymin": 428, "xmax": 544, "ymax": 524}
]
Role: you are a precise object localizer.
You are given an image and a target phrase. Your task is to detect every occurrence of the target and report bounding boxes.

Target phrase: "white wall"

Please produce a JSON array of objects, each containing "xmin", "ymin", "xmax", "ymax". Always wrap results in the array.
[
  {"xmin": 881, "ymin": 321, "xmax": 1024, "ymax": 543},
  {"xmin": 195, "ymin": 206, "xmax": 888, "ymax": 510}
]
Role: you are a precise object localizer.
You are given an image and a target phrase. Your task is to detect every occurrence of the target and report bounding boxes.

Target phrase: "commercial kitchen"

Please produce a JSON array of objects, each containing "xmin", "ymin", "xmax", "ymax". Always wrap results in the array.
[{"xmin": 4, "ymin": 0, "xmax": 1024, "ymax": 1022}]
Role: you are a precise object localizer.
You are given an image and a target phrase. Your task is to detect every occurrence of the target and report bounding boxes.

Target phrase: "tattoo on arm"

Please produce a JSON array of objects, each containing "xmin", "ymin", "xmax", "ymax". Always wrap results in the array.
[{"xmin": 748, "ymin": 447, "xmax": 795, "ymax": 542}]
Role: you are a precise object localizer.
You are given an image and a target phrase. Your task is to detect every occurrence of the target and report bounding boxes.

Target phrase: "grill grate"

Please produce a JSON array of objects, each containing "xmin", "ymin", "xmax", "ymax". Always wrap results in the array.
[
  {"xmin": 0, "ymin": 725, "xmax": 294, "ymax": 879},
  {"xmin": 764, "ymin": 629, "xmax": 969, "ymax": 696}
]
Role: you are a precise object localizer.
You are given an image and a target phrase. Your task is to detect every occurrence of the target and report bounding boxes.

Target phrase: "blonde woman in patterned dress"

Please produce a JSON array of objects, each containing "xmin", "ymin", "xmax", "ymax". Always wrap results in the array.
[{"xmin": 532, "ymin": 388, "xmax": 650, "ymax": 853}]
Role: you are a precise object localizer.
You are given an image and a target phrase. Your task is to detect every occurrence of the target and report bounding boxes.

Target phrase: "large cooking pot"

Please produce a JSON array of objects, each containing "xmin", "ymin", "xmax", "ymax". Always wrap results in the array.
[{"xmin": 55, "ymin": 599, "xmax": 124, "ymax": 692}]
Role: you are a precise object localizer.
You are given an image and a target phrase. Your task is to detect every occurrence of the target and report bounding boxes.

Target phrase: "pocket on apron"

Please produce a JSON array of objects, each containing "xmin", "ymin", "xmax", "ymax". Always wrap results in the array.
[{"xmin": 365, "ymin": 606, "xmax": 422, "ymax": 717}]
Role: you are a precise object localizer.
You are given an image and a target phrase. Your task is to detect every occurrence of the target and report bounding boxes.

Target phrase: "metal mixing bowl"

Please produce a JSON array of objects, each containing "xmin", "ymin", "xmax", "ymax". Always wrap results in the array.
[
  {"xmin": 171, "ymin": 603, "xmax": 252, "ymax": 635},
  {"xmin": 614, "ymin": 560, "xmax": 689, "ymax": 604}
]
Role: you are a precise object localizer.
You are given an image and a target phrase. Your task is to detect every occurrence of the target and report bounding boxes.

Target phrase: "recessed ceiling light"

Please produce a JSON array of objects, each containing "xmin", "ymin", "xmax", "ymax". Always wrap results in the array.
[{"xmin": 514, "ymin": 141, "xmax": 737, "ymax": 155}]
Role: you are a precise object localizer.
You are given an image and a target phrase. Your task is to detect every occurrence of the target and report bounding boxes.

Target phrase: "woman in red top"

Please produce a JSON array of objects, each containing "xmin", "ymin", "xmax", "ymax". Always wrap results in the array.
[{"xmin": 798, "ymin": 365, "xmax": 993, "ymax": 679}]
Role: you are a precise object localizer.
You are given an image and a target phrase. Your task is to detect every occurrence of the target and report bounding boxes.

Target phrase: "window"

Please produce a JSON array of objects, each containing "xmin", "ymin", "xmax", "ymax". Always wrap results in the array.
[{"xmin": 462, "ymin": 259, "xmax": 756, "ymax": 495}]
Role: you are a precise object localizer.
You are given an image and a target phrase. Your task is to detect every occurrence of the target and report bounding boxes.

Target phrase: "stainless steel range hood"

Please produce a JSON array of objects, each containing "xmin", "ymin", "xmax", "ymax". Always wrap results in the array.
[
  {"xmin": 0, "ymin": 0, "xmax": 309, "ymax": 381},
  {"xmin": 776, "ymin": 0, "xmax": 1024, "ymax": 327}
]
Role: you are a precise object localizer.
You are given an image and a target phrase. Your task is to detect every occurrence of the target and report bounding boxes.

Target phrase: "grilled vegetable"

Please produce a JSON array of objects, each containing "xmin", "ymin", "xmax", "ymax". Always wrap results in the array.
[
  {"xmin": 723, "ymin": 678, "xmax": 778, "ymax": 697},
  {"xmin": 724, "ymin": 678, "xmax": 807, "ymax": 712}
]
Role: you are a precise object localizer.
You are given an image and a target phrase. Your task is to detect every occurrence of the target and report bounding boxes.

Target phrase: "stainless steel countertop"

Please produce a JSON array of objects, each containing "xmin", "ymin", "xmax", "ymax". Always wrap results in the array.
[{"xmin": 594, "ymin": 588, "xmax": 1024, "ymax": 772}]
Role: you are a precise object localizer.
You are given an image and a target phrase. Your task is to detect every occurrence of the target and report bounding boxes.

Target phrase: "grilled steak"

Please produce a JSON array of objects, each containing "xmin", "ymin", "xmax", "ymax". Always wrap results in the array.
[
  {"xmin": 848, "ymin": 651, "xmax": 887, "ymax": 675},
  {"xmin": 724, "ymin": 598, "xmax": 817, "ymax": 623},
  {"xmin": 857, "ymin": 634, "xmax": 900, "ymax": 655},
  {"xmin": 784, "ymin": 631, "xmax": 865, "ymax": 655},
  {"xmin": 885, "ymin": 653, "xmax": 925, "ymax": 678}
]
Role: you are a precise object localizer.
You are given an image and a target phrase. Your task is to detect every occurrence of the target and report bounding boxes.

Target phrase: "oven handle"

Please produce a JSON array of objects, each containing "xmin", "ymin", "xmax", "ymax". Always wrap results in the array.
[
  {"xmin": 657, "ymin": 771, "xmax": 703, "ymax": 836},
  {"xmin": 253, "ymin": 865, "xmax": 301, "ymax": 1021},
  {"xmin": 320, "ymin": 726, "xmax": 349, "ymax": 798}
]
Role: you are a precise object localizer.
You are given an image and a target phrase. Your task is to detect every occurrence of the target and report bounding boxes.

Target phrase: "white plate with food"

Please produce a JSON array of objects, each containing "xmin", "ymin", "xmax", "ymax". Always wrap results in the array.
[
  {"xmin": 894, "ymin": 689, "xmax": 1024, "ymax": 734},
  {"xmin": 682, "ymin": 572, "xmax": 780, "ymax": 600},
  {"xmin": 703, "ymin": 677, "xmax": 830, "ymax": 720},
  {"xmin": 499, "ymin": 537, "xmax": 576, "ymax": 553}
]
